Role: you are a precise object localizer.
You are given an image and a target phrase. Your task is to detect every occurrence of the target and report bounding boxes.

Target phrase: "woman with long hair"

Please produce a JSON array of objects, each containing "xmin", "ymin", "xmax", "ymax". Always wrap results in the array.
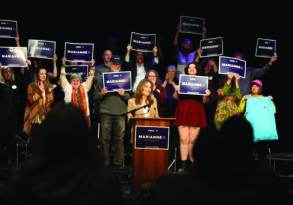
[{"xmin": 23, "ymin": 67, "xmax": 55, "ymax": 141}]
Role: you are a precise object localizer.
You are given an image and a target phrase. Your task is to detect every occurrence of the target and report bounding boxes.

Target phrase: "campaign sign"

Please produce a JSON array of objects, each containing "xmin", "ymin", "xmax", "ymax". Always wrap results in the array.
[
  {"xmin": 0, "ymin": 47, "xmax": 27, "ymax": 67},
  {"xmin": 130, "ymin": 32, "xmax": 156, "ymax": 52},
  {"xmin": 135, "ymin": 126, "xmax": 169, "ymax": 150},
  {"xmin": 219, "ymin": 56, "xmax": 246, "ymax": 78},
  {"xmin": 200, "ymin": 37, "xmax": 223, "ymax": 57},
  {"xmin": 28, "ymin": 39, "xmax": 56, "ymax": 59},
  {"xmin": 0, "ymin": 20, "xmax": 18, "ymax": 38},
  {"xmin": 103, "ymin": 71, "xmax": 132, "ymax": 92},
  {"xmin": 179, "ymin": 16, "xmax": 205, "ymax": 35},
  {"xmin": 179, "ymin": 75, "xmax": 208, "ymax": 95},
  {"xmin": 64, "ymin": 42, "xmax": 94, "ymax": 62},
  {"xmin": 65, "ymin": 65, "xmax": 88, "ymax": 81},
  {"xmin": 255, "ymin": 38, "xmax": 276, "ymax": 58}
]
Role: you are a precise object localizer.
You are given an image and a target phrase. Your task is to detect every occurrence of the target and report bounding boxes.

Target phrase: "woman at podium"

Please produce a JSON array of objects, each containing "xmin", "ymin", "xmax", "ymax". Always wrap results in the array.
[
  {"xmin": 128, "ymin": 79, "xmax": 159, "ymax": 144},
  {"xmin": 128, "ymin": 79, "xmax": 159, "ymax": 118}
]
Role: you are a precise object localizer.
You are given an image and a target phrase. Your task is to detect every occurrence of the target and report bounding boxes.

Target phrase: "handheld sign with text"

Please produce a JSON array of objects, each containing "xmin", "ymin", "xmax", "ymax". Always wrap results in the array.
[
  {"xmin": 179, "ymin": 74, "xmax": 208, "ymax": 95},
  {"xmin": 255, "ymin": 38, "xmax": 276, "ymax": 58},
  {"xmin": 0, "ymin": 47, "xmax": 27, "ymax": 67},
  {"xmin": 200, "ymin": 37, "xmax": 223, "ymax": 57},
  {"xmin": 28, "ymin": 39, "xmax": 56, "ymax": 59},
  {"xmin": 103, "ymin": 71, "xmax": 132, "ymax": 92},
  {"xmin": 130, "ymin": 32, "xmax": 156, "ymax": 52},
  {"xmin": 219, "ymin": 56, "xmax": 246, "ymax": 78},
  {"xmin": 135, "ymin": 126, "xmax": 169, "ymax": 150},
  {"xmin": 64, "ymin": 42, "xmax": 94, "ymax": 62},
  {"xmin": 0, "ymin": 19, "xmax": 18, "ymax": 39},
  {"xmin": 179, "ymin": 16, "xmax": 205, "ymax": 35},
  {"xmin": 65, "ymin": 65, "xmax": 88, "ymax": 81}
]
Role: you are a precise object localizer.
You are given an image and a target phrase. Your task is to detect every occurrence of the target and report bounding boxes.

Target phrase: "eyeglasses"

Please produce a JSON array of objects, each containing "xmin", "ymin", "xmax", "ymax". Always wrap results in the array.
[{"xmin": 148, "ymin": 75, "xmax": 157, "ymax": 78}]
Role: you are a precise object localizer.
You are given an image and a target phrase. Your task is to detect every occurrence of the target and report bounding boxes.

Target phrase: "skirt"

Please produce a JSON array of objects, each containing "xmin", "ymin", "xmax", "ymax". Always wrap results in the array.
[{"xmin": 175, "ymin": 99, "xmax": 207, "ymax": 127}]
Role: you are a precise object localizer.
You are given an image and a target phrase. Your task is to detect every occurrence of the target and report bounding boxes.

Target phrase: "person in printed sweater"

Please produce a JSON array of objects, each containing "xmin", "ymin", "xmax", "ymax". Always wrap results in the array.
[{"xmin": 214, "ymin": 72, "xmax": 241, "ymax": 130}]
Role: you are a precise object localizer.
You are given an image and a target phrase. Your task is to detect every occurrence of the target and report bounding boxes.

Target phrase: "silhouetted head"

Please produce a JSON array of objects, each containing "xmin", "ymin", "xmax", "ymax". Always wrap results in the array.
[
  {"xmin": 233, "ymin": 51, "xmax": 245, "ymax": 60},
  {"xmin": 220, "ymin": 115, "xmax": 254, "ymax": 160},
  {"xmin": 35, "ymin": 103, "xmax": 96, "ymax": 162}
]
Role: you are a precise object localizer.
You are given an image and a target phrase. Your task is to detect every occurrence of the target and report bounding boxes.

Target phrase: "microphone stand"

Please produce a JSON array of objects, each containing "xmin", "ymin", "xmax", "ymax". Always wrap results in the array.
[{"xmin": 123, "ymin": 104, "xmax": 150, "ymax": 116}]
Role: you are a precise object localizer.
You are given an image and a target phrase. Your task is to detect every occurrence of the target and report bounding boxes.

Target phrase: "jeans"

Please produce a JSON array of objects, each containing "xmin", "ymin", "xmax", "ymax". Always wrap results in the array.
[{"xmin": 100, "ymin": 114, "xmax": 126, "ymax": 167}]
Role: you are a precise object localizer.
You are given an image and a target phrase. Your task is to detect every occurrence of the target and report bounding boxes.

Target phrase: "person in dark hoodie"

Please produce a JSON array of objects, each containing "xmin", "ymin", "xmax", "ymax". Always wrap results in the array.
[{"xmin": 0, "ymin": 103, "xmax": 122, "ymax": 205}]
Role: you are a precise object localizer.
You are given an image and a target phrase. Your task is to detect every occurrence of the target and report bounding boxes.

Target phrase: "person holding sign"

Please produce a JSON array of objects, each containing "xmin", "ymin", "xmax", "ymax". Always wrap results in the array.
[
  {"xmin": 173, "ymin": 25, "xmax": 207, "ymax": 76},
  {"xmin": 233, "ymin": 51, "xmax": 277, "ymax": 95},
  {"xmin": 23, "ymin": 67, "xmax": 55, "ymax": 145},
  {"xmin": 238, "ymin": 80, "xmax": 278, "ymax": 166},
  {"xmin": 125, "ymin": 44, "xmax": 159, "ymax": 92},
  {"xmin": 173, "ymin": 63, "xmax": 210, "ymax": 172},
  {"xmin": 94, "ymin": 55, "xmax": 131, "ymax": 169},
  {"xmin": 60, "ymin": 57, "xmax": 95, "ymax": 126},
  {"xmin": 145, "ymin": 69, "xmax": 167, "ymax": 117},
  {"xmin": 214, "ymin": 72, "xmax": 241, "ymax": 130}
]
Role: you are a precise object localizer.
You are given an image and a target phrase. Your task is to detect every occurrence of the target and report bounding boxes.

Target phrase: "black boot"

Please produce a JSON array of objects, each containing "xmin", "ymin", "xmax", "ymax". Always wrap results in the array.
[{"xmin": 178, "ymin": 160, "xmax": 188, "ymax": 173}]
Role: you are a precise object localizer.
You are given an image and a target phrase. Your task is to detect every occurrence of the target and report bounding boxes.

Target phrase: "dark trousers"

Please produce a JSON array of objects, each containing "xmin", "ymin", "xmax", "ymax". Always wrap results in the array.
[{"xmin": 100, "ymin": 114, "xmax": 126, "ymax": 167}]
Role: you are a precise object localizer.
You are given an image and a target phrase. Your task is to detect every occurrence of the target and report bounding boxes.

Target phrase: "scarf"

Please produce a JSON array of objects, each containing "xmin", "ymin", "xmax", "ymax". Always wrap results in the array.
[{"xmin": 71, "ymin": 85, "xmax": 88, "ymax": 118}]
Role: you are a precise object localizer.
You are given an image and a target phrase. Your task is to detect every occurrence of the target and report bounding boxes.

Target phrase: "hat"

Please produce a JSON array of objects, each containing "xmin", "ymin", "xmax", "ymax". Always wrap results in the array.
[
  {"xmin": 111, "ymin": 55, "xmax": 122, "ymax": 65},
  {"xmin": 251, "ymin": 79, "xmax": 262, "ymax": 87}
]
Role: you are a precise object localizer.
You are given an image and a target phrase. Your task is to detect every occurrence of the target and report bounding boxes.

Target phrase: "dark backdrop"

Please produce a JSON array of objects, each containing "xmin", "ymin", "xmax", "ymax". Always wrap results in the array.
[{"xmin": 2, "ymin": 0, "xmax": 292, "ymax": 150}]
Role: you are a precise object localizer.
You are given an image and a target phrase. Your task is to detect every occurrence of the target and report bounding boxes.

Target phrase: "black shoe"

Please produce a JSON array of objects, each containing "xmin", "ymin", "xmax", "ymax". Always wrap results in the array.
[{"xmin": 177, "ymin": 160, "xmax": 188, "ymax": 174}]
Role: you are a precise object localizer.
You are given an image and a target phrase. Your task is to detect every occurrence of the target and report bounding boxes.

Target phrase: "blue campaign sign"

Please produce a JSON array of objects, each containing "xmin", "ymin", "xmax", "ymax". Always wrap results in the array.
[
  {"xmin": 219, "ymin": 56, "xmax": 246, "ymax": 78},
  {"xmin": 64, "ymin": 42, "xmax": 94, "ymax": 62},
  {"xmin": 28, "ymin": 39, "xmax": 56, "ymax": 59},
  {"xmin": 130, "ymin": 32, "xmax": 156, "ymax": 52},
  {"xmin": 135, "ymin": 126, "xmax": 169, "ymax": 150},
  {"xmin": 179, "ymin": 75, "xmax": 208, "ymax": 95},
  {"xmin": 0, "ymin": 47, "xmax": 27, "ymax": 67},
  {"xmin": 200, "ymin": 37, "xmax": 223, "ymax": 57},
  {"xmin": 0, "ymin": 20, "xmax": 18, "ymax": 39},
  {"xmin": 179, "ymin": 16, "xmax": 205, "ymax": 35},
  {"xmin": 255, "ymin": 38, "xmax": 276, "ymax": 58},
  {"xmin": 65, "ymin": 65, "xmax": 88, "ymax": 81},
  {"xmin": 103, "ymin": 71, "xmax": 132, "ymax": 92}
]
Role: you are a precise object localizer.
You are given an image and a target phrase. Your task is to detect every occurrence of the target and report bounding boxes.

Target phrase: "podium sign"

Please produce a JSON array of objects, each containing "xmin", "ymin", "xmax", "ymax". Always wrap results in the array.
[{"xmin": 135, "ymin": 126, "xmax": 169, "ymax": 150}]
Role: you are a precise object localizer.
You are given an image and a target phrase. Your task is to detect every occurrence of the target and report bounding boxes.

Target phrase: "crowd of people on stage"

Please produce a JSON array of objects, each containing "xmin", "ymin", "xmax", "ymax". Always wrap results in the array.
[{"xmin": 0, "ymin": 19, "xmax": 288, "ymax": 204}]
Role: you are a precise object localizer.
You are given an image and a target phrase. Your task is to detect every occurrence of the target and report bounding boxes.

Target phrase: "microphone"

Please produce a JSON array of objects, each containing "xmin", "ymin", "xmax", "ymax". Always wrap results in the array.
[{"xmin": 125, "ymin": 103, "xmax": 151, "ymax": 116}]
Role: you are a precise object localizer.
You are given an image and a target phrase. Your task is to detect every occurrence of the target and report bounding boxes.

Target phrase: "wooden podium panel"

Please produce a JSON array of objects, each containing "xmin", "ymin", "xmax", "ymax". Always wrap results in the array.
[{"xmin": 130, "ymin": 117, "xmax": 175, "ymax": 191}]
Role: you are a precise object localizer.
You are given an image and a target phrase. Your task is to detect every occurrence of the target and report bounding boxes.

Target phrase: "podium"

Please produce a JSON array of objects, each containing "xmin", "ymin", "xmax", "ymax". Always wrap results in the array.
[{"xmin": 130, "ymin": 117, "xmax": 175, "ymax": 191}]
